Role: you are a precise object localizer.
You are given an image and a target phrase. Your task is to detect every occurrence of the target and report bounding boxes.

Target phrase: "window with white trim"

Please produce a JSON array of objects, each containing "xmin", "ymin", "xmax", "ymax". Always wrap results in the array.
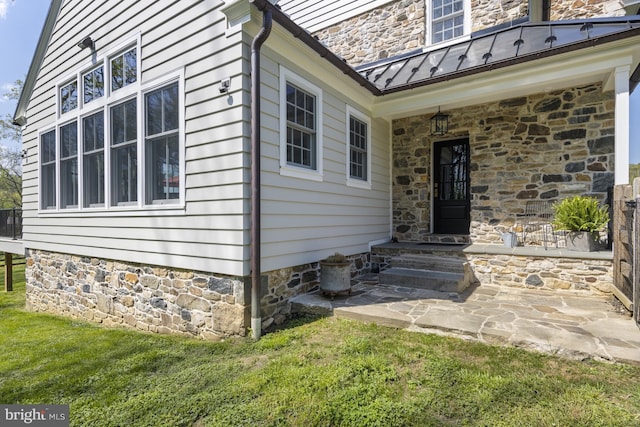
[
  {"xmin": 40, "ymin": 39, "xmax": 184, "ymax": 213},
  {"xmin": 279, "ymin": 66, "xmax": 323, "ymax": 181},
  {"xmin": 429, "ymin": 0, "xmax": 470, "ymax": 45},
  {"xmin": 40, "ymin": 130, "xmax": 56, "ymax": 210},
  {"xmin": 346, "ymin": 106, "xmax": 372, "ymax": 189},
  {"xmin": 110, "ymin": 98, "xmax": 138, "ymax": 205},
  {"xmin": 145, "ymin": 82, "xmax": 180, "ymax": 204}
]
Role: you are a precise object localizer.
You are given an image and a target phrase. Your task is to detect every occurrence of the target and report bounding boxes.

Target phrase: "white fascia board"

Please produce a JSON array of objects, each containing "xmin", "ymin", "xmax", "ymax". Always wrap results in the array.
[
  {"xmin": 265, "ymin": 24, "xmax": 376, "ymax": 110},
  {"xmin": 372, "ymin": 43, "xmax": 639, "ymax": 120}
]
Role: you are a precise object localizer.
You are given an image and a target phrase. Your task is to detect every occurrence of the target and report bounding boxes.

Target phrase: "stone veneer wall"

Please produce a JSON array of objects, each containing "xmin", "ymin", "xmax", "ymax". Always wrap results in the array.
[
  {"xmin": 392, "ymin": 83, "xmax": 615, "ymax": 243},
  {"xmin": 312, "ymin": 0, "xmax": 426, "ymax": 67},
  {"xmin": 550, "ymin": 0, "xmax": 625, "ymax": 20},
  {"xmin": 372, "ymin": 248, "xmax": 613, "ymax": 294},
  {"xmin": 25, "ymin": 249, "xmax": 371, "ymax": 339},
  {"xmin": 312, "ymin": 0, "xmax": 625, "ymax": 67}
]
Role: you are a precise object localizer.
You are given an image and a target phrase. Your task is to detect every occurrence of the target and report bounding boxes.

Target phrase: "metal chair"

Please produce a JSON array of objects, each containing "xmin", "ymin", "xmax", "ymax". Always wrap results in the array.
[{"xmin": 520, "ymin": 200, "xmax": 559, "ymax": 249}]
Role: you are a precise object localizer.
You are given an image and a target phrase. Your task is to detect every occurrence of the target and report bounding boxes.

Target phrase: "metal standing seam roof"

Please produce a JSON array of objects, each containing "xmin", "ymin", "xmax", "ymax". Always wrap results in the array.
[{"xmin": 357, "ymin": 17, "xmax": 640, "ymax": 94}]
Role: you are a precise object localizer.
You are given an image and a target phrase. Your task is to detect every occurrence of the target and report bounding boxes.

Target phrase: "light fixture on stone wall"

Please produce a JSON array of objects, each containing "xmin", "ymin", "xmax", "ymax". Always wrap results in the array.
[{"xmin": 431, "ymin": 107, "xmax": 449, "ymax": 136}]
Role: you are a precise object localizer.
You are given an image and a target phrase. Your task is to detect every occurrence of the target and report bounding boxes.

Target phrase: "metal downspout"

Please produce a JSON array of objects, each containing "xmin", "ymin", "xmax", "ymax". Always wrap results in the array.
[{"xmin": 251, "ymin": 7, "xmax": 272, "ymax": 340}]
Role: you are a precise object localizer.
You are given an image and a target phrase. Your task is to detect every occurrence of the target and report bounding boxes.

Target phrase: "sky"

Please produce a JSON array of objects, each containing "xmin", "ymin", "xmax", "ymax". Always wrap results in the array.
[{"xmin": 0, "ymin": 0, "xmax": 638, "ymax": 162}]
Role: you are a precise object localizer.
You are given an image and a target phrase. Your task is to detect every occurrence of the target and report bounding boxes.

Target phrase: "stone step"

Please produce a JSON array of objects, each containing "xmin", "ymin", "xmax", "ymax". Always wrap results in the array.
[
  {"xmin": 378, "ymin": 267, "xmax": 470, "ymax": 293},
  {"xmin": 389, "ymin": 254, "xmax": 468, "ymax": 273}
]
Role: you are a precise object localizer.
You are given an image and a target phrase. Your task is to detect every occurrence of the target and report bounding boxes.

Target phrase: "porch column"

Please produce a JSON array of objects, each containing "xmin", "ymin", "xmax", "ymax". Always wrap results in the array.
[{"xmin": 615, "ymin": 65, "xmax": 630, "ymax": 185}]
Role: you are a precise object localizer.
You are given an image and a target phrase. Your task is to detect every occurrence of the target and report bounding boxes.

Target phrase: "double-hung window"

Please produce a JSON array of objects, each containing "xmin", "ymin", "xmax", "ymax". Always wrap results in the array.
[
  {"xmin": 346, "ymin": 106, "xmax": 371, "ymax": 189},
  {"xmin": 40, "ymin": 131, "xmax": 56, "ymax": 210},
  {"xmin": 145, "ymin": 82, "xmax": 180, "ymax": 204},
  {"xmin": 111, "ymin": 98, "xmax": 138, "ymax": 205},
  {"xmin": 40, "ymin": 40, "xmax": 183, "ymax": 213},
  {"xmin": 279, "ymin": 66, "xmax": 323, "ymax": 181},
  {"xmin": 430, "ymin": 0, "xmax": 469, "ymax": 45}
]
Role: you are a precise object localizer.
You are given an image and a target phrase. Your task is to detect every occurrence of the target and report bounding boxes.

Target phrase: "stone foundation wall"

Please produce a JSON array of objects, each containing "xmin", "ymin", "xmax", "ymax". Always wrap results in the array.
[
  {"xmin": 25, "ymin": 249, "xmax": 250, "ymax": 340},
  {"xmin": 26, "ymin": 249, "xmax": 371, "ymax": 338},
  {"xmin": 372, "ymin": 248, "xmax": 613, "ymax": 294},
  {"xmin": 261, "ymin": 252, "xmax": 371, "ymax": 328},
  {"xmin": 392, "ymin": 83, "xmax": 614, "ymax": 243}
]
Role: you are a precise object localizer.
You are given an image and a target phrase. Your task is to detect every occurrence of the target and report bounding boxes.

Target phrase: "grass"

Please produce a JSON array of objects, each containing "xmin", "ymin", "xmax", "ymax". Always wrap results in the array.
[{"xmin": 1, "ymin": 265, "xmax": 640, "ymax": 426}]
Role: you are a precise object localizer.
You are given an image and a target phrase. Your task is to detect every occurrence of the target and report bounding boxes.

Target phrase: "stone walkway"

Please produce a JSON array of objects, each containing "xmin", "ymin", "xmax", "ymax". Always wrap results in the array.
[{"xmin": 290, "ymin": 274, "xmax": 640, "ymax": 365}]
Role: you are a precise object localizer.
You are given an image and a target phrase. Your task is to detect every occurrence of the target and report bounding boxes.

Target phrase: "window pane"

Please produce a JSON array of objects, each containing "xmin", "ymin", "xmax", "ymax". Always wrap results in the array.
[
  {"xmin": 124, "ymin": 49, "xmax": 137, "ymax": 85},
  {"xmin": 83, "ymin": 66, "xmax": 104, "ymax": 104},
  {"xmin": 146, "ymin": 90, "xmax": 163, "ymax": 135},
  {"xmin": 83, "ymin": 152, "xmax": 104, "ymax": 207},
  {"xmin": 349, "ymin": 115, "xmax": 368, "ymax": 181},
  {"xmin": 111, "ymin": 99, "xmax": 137, "ymax": 205},
  {"xmin": 60, "ymin": 81, "xmax": 78, "ymax": 114},
  {"xmin": 111, "ymin": 48, "xmax": 137, "ymax": 92},
  {"xmin": 60, "ymin": 122, "xmax": 77, "ymax": 158},
  {"xmin": 111, "ymin": 99, "xmax": 137, "ymax": 146},
  {"xmin": 40, "ymin": 131, "xmax": 56, "ymax": 209},
  {"xmin": 111, "ymin": 144, "xmax": 137, "ymax": 204},
  {"xmin": 83, "ymin": 112, "xmax": 104, "ymax": 207},
  {"xmin": 145, "ymin": 82, "xmax": 179, "ymax": 203},
  {"xmin": 60, "ymin": 122, "xmax": 78, "ymax": 208},
  {"xmin": 146, "ymin": 135, "xmax": 179, "ymax": 203},
  {"xmin": 285, "ymin": 82, "xmax": 317, "ymax": 169},
  {"xmin": 83, "ymin": 112, "xmax": 104, "ymax": 152},
  {"xmin": 146, "ymin": 82, "xmax": 179, "ymax": 137}
]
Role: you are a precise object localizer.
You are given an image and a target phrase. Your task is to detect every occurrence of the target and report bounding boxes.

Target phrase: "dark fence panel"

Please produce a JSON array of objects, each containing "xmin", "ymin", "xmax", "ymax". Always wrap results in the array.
[{"xmin": 0, "ymin": 208, "xmax": 22, "ymax": 239}]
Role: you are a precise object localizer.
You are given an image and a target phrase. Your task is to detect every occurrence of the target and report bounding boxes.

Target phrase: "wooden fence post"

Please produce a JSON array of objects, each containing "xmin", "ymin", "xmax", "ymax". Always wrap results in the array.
[{"xmin": 4, "ymin": 252, "xmax": 12, "ymax": 292}]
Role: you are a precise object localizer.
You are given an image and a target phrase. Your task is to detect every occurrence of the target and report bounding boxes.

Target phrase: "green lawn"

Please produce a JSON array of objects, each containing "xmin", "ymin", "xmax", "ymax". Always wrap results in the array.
[{"xmin": 1, "ymin": 265, "xmax": 639, "ymax": 427}]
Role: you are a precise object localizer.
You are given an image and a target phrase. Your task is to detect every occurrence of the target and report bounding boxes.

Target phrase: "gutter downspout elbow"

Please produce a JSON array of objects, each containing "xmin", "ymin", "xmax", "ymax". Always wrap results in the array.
[{"xmin": 250, "ymin": 7, "xmax": 272, "ymax": 340}]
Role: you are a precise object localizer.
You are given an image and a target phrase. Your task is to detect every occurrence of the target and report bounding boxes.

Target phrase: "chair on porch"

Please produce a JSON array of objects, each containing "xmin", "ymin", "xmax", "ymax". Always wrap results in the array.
[{"xmin": 520, "ymin": 200, "xmax": 560, "ymax": 249}]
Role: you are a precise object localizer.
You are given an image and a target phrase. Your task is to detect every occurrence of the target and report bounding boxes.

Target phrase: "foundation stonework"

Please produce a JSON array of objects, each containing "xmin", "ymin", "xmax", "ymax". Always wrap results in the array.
[
  {"xmin": 371, "ymin": 246, "xmax": 613, "ymax": 295},
  {"xmin": 392, "ymin": 83, "xmax": 614, "ymax": 243},
  {"xmin": 25, "ymin": 249, "xmax": 371, "ymax": 338}
]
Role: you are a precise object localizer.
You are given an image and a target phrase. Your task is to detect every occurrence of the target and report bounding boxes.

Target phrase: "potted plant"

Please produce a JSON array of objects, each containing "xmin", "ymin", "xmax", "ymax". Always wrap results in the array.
[
  {"xmin": 552, "ymin": 195, "xmax": 609, "ymax": 251},
  {"xmin": 319, "ymin": 252, "xmax": 352, "ymax": 298}
]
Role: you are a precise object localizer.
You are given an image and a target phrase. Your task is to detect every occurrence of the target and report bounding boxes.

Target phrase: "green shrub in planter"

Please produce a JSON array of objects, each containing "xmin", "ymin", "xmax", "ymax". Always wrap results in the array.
[{"xmin": 552, "ymin": 196, "xmax": 609, "ymax": 251}]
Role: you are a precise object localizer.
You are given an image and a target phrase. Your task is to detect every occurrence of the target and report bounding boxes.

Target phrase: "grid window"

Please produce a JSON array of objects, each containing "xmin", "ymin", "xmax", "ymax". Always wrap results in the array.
[
  {"xmin": 349, "ymin": 115, "xmax": 368, "ymax": 181},
  {"xmin": 60, "ymin": 122, "xmax": 78, "ymax": 209},
  {"xmin": 111, "ymin": 48, "xmax": 137, "ymax": 92},
  {"xmin": 286, "ymin": 83, "xmax": 316, "ymax": 169},
  {"xmin": 432, "ymin": 0, "xmax": 465, "ymax": 44},
  {"xmin": 40, "ymin": 131, "xmax": 56, "ymax": 209},
  {"xmin": 111, "ymin": 99, "xmax": 138, "ymax": 205},
  {"xmin": 83, "ymin": 112, "xmax": 105, "ymax": 207},
  {"xmin": 60, "ymin": 81, "xmax": 78, "ymax": 114},
  {"xmin": 145, "ymin": 82, "xmax": 179, "ymax": 203}
]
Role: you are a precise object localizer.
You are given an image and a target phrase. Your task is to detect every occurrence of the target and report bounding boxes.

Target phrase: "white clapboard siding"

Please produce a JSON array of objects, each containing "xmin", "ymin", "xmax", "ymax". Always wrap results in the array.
[
  {"xmin": 258, "ymin": 49, "xmax": 391, "ymax": 272},
  {"xmin": 278, "ymin": 0, "xmax": 391, "ymax": 33},
  {"xmin": 21, "ymin": 0, "xmax": 251, "ymax": 276}
]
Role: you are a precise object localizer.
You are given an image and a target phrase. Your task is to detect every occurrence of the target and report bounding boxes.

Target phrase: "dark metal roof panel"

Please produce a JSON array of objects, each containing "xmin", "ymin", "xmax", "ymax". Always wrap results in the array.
[{"xmin": 358, "ymin": 17, "xmax": 640, "ymax": 94}]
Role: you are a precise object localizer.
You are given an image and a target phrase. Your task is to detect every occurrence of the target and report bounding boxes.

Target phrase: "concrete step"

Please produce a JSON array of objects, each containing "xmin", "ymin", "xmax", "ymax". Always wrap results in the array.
[
  {"xmin": 389, "ymin": 254, "xmax": 467, "ymax": 273},
  {"xmin": 378, "ymin": 267, "xmax": 470, "ymax": 293}
]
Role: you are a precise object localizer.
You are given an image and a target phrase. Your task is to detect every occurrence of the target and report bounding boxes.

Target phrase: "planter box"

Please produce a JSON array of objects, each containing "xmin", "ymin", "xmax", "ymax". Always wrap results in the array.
[{"xmin": 566, "ymin": 231, "xmax": 598, "ymax": 252}]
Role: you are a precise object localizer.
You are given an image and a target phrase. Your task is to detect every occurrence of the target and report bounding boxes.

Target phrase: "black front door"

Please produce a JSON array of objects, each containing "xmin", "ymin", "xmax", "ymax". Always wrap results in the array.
[{"xmin": 434, "ymin": 139, "xmax": 470, "ymax": 234}]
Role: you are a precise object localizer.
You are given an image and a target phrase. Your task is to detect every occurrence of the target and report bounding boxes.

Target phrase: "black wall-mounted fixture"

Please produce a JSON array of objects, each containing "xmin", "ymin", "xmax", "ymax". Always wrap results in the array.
[
  {"xmin": 77, "ymin": 36, "xmax": 94, "ymax": 50},
  {"xmin": 431, "ymin": 107, "xmax": 449, "ymax": 136}
]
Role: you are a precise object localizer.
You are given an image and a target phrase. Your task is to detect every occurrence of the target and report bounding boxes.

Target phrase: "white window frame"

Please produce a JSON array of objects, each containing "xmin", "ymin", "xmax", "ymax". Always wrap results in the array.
[
  {"xmin": 345, "ymin": 105, "xmax": 372, "ymax": 190},
  {"xmin": 279, "ymin": 65, "xmax": 323, "ymax": 182},
  {"xmin": 39, "ymin": 35, "xmax": 185, "ymax": 215},
  {"xmin": 141, "ymin": 71, "xmax": 185, "ymax": 207},
  {"xmin": 427, "ymin": 0, "xmax": 471, "ymax": 48},
  {"xmin": 38, "ymin": 127, "xmax": 58, "ymax": 211}
]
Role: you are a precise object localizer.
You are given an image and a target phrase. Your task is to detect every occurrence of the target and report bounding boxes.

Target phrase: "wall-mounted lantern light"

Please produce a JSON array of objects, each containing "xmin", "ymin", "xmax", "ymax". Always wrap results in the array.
[
  {"xmin": 77, "ymin": 36, "xmax": 94, "ymax": 50},
  {"xmin": 430, "ymin": 107, "xmax": 449, "ymax": 136}
]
